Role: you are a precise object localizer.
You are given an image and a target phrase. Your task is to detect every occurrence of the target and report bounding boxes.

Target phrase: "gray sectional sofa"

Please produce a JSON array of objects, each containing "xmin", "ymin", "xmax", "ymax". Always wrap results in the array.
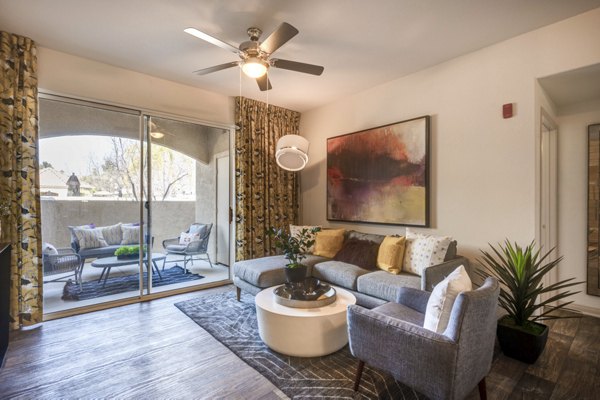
[{"xmin": 233, "ymin": 230, "xmax": 470, "ymax": 308}]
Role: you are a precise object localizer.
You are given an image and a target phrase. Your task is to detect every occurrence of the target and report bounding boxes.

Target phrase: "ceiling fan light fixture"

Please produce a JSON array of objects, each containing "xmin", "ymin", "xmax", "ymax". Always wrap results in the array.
[{"xmin": 242, "ymin": 57, "xmax": 268, "ymax": 78}]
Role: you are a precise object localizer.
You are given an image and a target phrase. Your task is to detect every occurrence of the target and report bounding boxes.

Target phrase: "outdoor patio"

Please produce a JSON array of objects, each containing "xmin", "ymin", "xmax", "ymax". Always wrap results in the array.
[{"xmin": 43, "ymin": 253, "xmax": 229, "ymax": 314}]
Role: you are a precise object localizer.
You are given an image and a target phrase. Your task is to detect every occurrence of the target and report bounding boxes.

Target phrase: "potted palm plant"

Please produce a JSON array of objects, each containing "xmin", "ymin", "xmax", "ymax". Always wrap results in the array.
[
  {"xmin": 478, "ymin": 240, "xmax": 582, "ymax": 363},
  {"xmin": 267, "ymin": 226, "xmax": 321, "ymax": 283}
]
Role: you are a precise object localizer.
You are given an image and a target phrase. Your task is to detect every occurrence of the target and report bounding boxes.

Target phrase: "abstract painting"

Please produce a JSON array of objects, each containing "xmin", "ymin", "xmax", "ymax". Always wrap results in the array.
[{"xmin": 327, "ymin": 116, "xmax": 430, "ymax": 226}]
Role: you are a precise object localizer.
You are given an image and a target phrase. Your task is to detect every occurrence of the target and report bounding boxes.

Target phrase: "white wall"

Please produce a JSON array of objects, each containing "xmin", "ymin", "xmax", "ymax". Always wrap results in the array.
[
  {"xmin": 300, "ymin": 7, "xmax": 600, "ymax": 297},
  {"xmin": 557, "ymin": 106, "xmax": 600, "ymax": 312},
  {"xmin": 38, "ymin": 47, "xmax": 234, "ymax": 126}
]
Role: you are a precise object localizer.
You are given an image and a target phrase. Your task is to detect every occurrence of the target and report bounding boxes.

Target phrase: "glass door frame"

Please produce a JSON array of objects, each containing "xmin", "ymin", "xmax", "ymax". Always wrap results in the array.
[
  {"xmin": 39, "ymin": 91, "xmax": 236, "ymax": 319},
  {"xmin": 140, "ymin": 113, "xmax": 235, "ymax": 298}
]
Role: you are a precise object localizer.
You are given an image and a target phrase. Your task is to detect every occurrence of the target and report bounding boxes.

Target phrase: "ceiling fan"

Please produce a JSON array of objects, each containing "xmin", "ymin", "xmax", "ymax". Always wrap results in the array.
[{"xmin": 184, "ymin": 22, "xmax": 324, "ymax": 91}]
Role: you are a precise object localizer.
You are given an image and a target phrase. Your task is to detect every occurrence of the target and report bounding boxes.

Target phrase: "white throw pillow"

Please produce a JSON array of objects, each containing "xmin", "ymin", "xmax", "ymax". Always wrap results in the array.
[
  {"xmin": 289, "ymin": 225, "xmax": 321, "ymax": 254},
  {"xmin": 423, "ymin": 265, "xmax": 472, "ymax": 333},
  {"xmin": 42, "ymin": 242, "xmax": 58, "ymax": 255},
  {"xmin": 179, "ymin": 231, "xmax": 200, "ymax": 245},
  {"xmin": 101, "ymin": 223, "xmax": 123, "ymax": 246},
  {"xmin": 403, "ymin": 228, "xmax": 452, "ymax": 276}
]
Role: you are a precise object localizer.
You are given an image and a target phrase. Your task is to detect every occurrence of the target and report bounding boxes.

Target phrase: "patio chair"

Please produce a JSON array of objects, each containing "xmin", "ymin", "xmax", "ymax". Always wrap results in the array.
[
  {"xmin": 162, "ymin": 223, "xmax": 213, "ymax": 273},
  {"xmin": 43, "ymin": 248, "xmax": 83, "ymax": 291}
]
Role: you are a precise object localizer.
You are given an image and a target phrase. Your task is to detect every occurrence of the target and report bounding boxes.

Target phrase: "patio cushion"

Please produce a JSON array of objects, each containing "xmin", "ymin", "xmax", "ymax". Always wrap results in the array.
[
  {"xmin": 101, "ymin": 223, "xmax": 123, "ymax": 245},
  {"xmin": 188, "ymin": 224, "xmax": 208, "ymax": 237},
  {"xmin": 179, "ymin": 232, "xmax": 200, "ymax": 245},
  {"xmin": 312, "ymin": 261, "xmax": 372, "ymax": 290},
  {"xmin": 73, "ymin": 227, "xmax": 108, "ymax": 250},
  {"xmin": 78, "ymin": 244, "xmax": 122, "ymax": 260},
  {"xmin": 166, "ymin": 244, "xmax": 187, "ymax": 253},
  {"xmin": 356, "ymin": 270, "xmax": 421, "ymax": 302},
  {"xmin": 121, "ymin": 225, "xmax": 140, "ymax": 245},
  {"xmin": 68, "ymin": 223, "xmax": 94, "ymax": 251}
]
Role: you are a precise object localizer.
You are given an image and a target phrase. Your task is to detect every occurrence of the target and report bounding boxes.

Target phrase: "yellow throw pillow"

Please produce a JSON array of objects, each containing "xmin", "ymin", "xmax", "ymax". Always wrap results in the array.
[
  {"xmin": 377, "ymin": 236, "xmax": 406, "ymax": 274},
  {"xmin": 313, "ymin": 229, "xmax": 346, "ymax": 258}
]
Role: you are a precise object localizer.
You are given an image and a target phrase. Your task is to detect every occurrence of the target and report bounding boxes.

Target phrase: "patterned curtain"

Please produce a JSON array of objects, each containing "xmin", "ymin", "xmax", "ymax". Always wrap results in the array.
[
  {"xmin": 235, "ymin": 96, "xmax": 300, "ymax": 261},
  {"xmin": 0, "ymin": 31, "xmax": 42, "ymax": 328}
]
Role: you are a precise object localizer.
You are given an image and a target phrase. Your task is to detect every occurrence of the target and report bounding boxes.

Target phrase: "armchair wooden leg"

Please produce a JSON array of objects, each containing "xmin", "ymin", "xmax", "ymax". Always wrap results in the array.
[
  {"xmin": 478, "ymin": 378, "xmax": 487, "ymax": 400},
  {"xmin": 353, "ymin": 360, "xmax": 365, "ymax": 392},
  {"xmin": 236, "ymin": 287, "xmax": 241, "ymax": 302}
]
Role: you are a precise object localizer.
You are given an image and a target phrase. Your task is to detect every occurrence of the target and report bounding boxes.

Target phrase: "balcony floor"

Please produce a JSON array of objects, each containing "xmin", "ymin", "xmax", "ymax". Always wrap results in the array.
[{"xmin": 43, "ymin": 254, "xmax": 230, "ymax": 314}]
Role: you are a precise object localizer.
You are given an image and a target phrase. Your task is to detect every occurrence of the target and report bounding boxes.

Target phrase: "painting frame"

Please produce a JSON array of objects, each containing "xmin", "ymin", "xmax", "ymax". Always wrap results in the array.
[{"xmin": 326, "ymin": 115, "xmax": 430, "ymax": 227}]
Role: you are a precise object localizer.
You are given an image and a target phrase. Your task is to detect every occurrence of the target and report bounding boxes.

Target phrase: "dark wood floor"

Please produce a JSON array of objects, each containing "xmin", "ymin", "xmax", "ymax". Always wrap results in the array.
[{"xmin": 0, "ymin": 285, "xmax": 598, "ymax": 399}]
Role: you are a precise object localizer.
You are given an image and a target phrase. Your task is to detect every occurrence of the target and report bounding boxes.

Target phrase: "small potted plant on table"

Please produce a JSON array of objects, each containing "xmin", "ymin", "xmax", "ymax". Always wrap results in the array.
[
  {"xmin": 114, "ymin": 245, "xmax": 146, "ymax": 260},
  {"xmin": 267, "ymin": 226, "xmax": 320, "ymax": 283},
  {"xmin": 478, "ymin": 240, "xmax": 582, "ymax": 364}
]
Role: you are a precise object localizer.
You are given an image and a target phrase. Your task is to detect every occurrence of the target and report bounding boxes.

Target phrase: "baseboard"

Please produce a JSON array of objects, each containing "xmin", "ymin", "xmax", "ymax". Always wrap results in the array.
[{"xmin": 564, "ymin": 303, "xmax": 600, "ymax": 318}]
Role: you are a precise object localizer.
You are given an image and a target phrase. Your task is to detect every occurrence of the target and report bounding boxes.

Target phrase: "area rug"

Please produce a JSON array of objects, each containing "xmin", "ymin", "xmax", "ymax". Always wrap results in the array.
[
  {"xmin": 62, "ymin": 266, "xmax": 204, "ymax": 301},
  {"xmin": 175, "ymin": 291, "xmax": 425, "ymax": 400}
]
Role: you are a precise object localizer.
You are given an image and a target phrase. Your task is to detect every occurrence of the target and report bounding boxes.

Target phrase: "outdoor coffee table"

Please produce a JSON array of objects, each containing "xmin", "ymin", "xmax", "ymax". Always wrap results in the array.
[
  {"xmin": 90, "ymin": 253, "xmax": 166, "ymax": 287},
  {"xmin": 255, "ymin": 285, "xmax": 356, "ymax": 357}
]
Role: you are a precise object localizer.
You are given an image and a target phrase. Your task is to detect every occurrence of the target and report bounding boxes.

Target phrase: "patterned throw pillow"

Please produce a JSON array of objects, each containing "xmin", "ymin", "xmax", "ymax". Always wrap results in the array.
[
  {"xmin": 179, "ymin": 231, "xmax": 200, "ymax": 245},
  {"xmin": 289, "ymin": 225, "xmax": 321, "ymax": 254},
  {"xmin": 68, "ymin": 223, "xmax": 95, "ymax": 251},
  {"xmin": 73, "ymin": 227, "xmax": 108, "ymax": 250},
  {"xmin": 377, "ymin": 236, "xmax": 406, "ymax": 274},
  {"xmin": 403, "ymin": 228, "xmax": 452, "ymax": 276},
  {"xmin": 101, "ymin": 223, "xmax": 122, "ymax": 245},
  {"xmin": 121, "ymin": 225, "xmax": 140, "ymax": 245}
]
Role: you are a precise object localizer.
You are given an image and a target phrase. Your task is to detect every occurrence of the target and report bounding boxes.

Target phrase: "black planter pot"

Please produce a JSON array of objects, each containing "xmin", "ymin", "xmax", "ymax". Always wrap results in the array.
[
  {"xmin": 496, "ymin": 318, "xmax": 549, "ymax": 364},
  {"xmin": 284, "ymin": 264, "xmax": 308, "ymax": 283},
  {"xmin": 117, "ymin": 253, "xmax": 140, "ymax": 260}
]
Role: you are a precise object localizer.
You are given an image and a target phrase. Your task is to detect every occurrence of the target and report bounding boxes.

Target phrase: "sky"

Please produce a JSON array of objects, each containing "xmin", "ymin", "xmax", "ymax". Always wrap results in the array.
[{"xmin": 39, "ymin": 136, "xmax": 129, "ymax": 175}]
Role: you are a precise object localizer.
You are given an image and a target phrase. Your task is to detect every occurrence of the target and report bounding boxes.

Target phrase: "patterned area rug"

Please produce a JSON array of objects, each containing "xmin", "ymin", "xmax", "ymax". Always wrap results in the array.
[
  {"xmin": 175, "ymin": 291, "xmax": 425, "ymax": 399},
  {"xmin": 62, "ymin": 266, "xmax": 204, "ymax": 301}
]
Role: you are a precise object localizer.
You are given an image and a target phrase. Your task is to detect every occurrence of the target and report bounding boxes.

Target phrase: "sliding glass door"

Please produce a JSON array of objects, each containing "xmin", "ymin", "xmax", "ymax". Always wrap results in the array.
[
  {"xmin": 39, "ymin": 94, "xmax": 231, "ymax": 315},
  {"xmin": 39, "ymin": 96, "xmax": 144, "ymax": 313},
  {"xmin": 143, "ymin": 115, "xmax": 230, "ymax": 295}
]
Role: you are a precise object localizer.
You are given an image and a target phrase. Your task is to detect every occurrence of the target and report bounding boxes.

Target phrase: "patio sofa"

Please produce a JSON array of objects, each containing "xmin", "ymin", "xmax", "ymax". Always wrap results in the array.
[
  {"xmin": 69, "ymin": 222, "xmax": 150, "ymax": 266},
  {"xmin": 233, "ymin": 229, "xmax": 470, "ymax": 309}
]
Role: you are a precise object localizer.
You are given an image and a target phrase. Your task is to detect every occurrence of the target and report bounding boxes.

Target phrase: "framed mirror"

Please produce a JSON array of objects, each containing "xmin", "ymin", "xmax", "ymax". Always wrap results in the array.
[{"xmin": 588, "ymin": 123, "xmax": 600, "ymax": 296}]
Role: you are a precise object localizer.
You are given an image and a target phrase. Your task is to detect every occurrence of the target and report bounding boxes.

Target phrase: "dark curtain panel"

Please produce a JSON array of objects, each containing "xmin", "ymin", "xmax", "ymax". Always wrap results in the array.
[
  {"xmin": 0, "ymin": 31, "xmax": 42, "ymax": 328},
  {"xmin": 235, "ymin": 96, "xmax": 300, "ymax": 261}
]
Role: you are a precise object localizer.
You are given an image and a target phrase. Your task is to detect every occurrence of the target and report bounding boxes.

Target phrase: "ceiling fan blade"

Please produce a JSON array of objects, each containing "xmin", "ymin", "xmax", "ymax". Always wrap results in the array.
[
  {"xmin": 260, "ymin": 22, "xmax": 299, "ymax": 54},
  {"xmin": 256, "ymin": 75, "xmax": 272, "ymax": 91},
  {"xmin": 193, "ymin": 61, "xmax": 239, "ymax": 75},
  {"xmin": 184, "ymin": 27, "xmax": 240, "ymax": 54},
  {"xmin": 272, "ymin": 59, "xmax": 324, "ymax": 76}
]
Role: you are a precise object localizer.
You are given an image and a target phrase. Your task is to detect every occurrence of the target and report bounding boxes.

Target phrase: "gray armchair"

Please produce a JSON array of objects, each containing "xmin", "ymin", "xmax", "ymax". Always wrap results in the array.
[
  {"xmin": 43, "ymin": 248, "xmax": 82, "ymax": 290},
  {"xmin": 162, "ymin": 223, "xmax": 213, "ymax": 273},
  {"xmin": 348, "ymin": 277, "xmax": 499, "ymax": 400}
]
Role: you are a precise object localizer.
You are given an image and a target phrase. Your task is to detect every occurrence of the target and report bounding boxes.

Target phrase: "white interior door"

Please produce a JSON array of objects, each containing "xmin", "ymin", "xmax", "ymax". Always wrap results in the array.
[
  {"xmin": 216, "ymin": 155, "xmax": 230, "ymax": 265},
  {"xmin": 540, "ymin": 112, "xmax": 558, "ymax": 301}
]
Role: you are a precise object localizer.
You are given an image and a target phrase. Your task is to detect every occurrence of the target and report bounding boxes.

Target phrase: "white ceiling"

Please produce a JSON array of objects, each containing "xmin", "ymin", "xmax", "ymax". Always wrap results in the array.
[
  {"xmin": 1, "ymin": 0, "xmax": 599, "ymax": 112},
  {"xmin": 539, "ymin": 64, "xmax": 600, "ymax": 110}
]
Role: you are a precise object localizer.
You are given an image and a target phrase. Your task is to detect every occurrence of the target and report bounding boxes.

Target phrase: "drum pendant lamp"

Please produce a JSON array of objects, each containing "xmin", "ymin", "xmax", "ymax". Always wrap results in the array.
[{"xmin": 275, "ymin": 134, "xmax": 309, "ymax": 171}]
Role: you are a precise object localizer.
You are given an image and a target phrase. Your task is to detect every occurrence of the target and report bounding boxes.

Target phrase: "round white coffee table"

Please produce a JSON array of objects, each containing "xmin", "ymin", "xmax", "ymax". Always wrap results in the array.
[{"xmin": 255, "ymin": 285, "xmax": 357, "ymax": 357}]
